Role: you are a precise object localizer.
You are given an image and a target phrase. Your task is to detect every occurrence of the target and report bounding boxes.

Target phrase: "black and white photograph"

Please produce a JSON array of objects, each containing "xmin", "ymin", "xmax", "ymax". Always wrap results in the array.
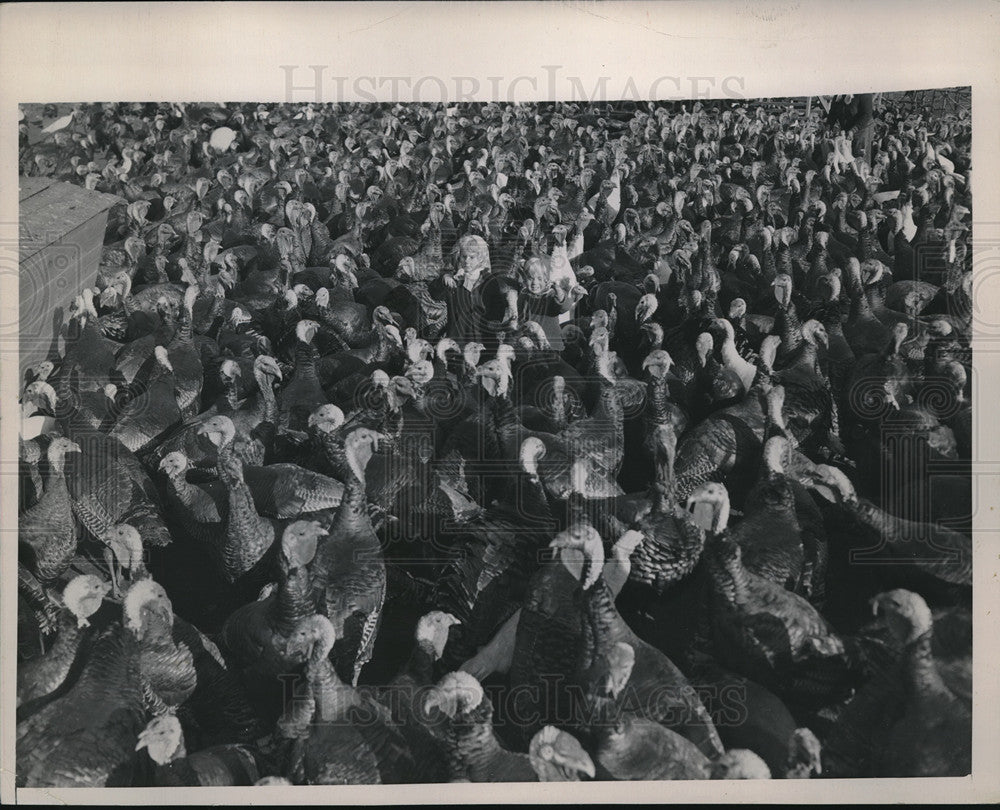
[{"xmin": 2, "ymin": 2, "xmax": 998, "ymax": 804}]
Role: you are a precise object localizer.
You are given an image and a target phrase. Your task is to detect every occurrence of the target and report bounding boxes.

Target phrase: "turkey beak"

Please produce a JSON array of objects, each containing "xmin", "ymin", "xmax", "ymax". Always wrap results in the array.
[
  {"xmin": 385, "ymin": 326, "xmax": 404, "ymax": 349},
  {"xmin": 548, "ymin": 535, "xmax": 577, "ymax": 552},
  {"xmin": 284, "ymin": 636, "xmax": 311, "ymax": 662},
  {"xmin": 423, "ymin": 687, "xmax": 457, "ymax": 719},
  {"xmin": 869, "ymin": 594, "xmax": 885, "ymax": 619},
  {"xmin": 808, "ymin": 478, "xmax": 839, "ymax": 504},
  {"xmin": 146, "ymin": 598, "xmax": 173, "ymax": 630},
  {"xmin": 64, "ymin": 440, "xmax": 82, "ymax": 455},
  {"xmin": 100, "ymin": 285, "xmax": 120, "ymax": 309},
  {"xmin": 35, "ymin": 383, "xmax": 58, "ymax": 413},
  {"xmin": 196, "ymin": 424, "xmax": 221, "ymax": 448},
  {"xmin": 686, "ymin": 497, "xmax": 717, "ymax": 533},
  {"xmin": 552, "ymin": 741, "xmax": 596, "ymax": 780},
  {"xmin": 600, "ymin": 671, "xmax": 618, "ymax": 697}
]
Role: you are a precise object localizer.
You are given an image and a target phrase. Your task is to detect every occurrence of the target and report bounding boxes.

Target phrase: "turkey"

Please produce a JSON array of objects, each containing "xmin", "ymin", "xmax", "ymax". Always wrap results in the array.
[
  {"xmin": 422, "ymin": 671, "xmax": 595, "ymax": 782},
  {"xmin": 563, "ymin": 528, "xmax": 725, "ymax": 759},
  {"xmin": 276, "ymin": 614, "xmax": 420, "ymax": 784},
  {"xmin": 193, "ymin": 415, "xmax": 283, "ymax": 585},
  {"xmin": 218, "ymin": 520, "xmax": 328, "ymax": 720},
  {"xmin": 821, "ymin": 589, "xmax": 971, "ymax": 778},
  {"xmin": 16, "ymin": 578, "xmax": 188, "ymax": 787},
  {"xmin": 134, "ymin": 714, "xmax": 265, "ymax": 786},
  {"xmin": 309, "ymin": 427, "xmax": 388, "ymax": 686},
  {"xmin": 19, "ymin": 436, "xmax": 81, "ymax": 587},
  {"xmin": 16, "ymin": 93, "xmax": 973, "ymax": 787},
  {"xmin": 687, "ymin": 482, "xmax": 865, "ymax": 706},
  {"xmin": 375, "ymin": 610, "xmax": 461, "ymax": 783},
  {"xmin": 17, "ymin": 574, "xmax": 111, "ymax": 709},
  {"xmin": 583, "ymin": 643, "xmax": 712, "ymax": 781}
]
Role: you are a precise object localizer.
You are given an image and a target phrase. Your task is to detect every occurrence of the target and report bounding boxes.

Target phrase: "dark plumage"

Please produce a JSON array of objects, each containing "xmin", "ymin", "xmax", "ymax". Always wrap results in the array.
[{"xmin": 17, "ymin": 94, "xmax": 972, "ymax": 788}]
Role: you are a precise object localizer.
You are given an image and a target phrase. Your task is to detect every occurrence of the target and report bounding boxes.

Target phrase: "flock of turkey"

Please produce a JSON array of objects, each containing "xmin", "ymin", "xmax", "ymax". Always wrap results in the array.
[{"xmin": 16, "ymin": 96, "xmax": 972, "ymax": 787}]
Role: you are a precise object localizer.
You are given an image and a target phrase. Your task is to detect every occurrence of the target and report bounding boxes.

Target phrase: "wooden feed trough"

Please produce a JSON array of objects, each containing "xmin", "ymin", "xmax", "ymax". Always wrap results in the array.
[{"xmin": 18, "ymin": 176, "xmax": 122, "ymax": 381}]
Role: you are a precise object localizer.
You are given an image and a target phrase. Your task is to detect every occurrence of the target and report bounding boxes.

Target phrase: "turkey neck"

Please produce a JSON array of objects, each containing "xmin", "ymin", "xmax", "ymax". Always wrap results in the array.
[
  {"xmin": 583, "ymin": 577, "xmax": 633, "ymax": 654},
  {"xmin": 859, "ymin": 225, "xmax": 879, "ymax": 260},
  {"xmin": 154, "ymin": 310, "xmax": 178, "ymax": 347},
  {"xmin": 802, "ymin": 174, "xmax": 815, "ymax": 209},
  {"xmin": 254, "ymin": 370, "xmax": 278, "ymax": 424},
  {"xmin": 172, "ymin": 303, "xmax": 194, "ymax": 347},
  {"xmin": 905, "ymin": 631, "xmax": 953, "ymax": 701},
  {"xmin": 427, "ymin": 224, "xmax": 443, "ymax": 260},
  {"xmin": 220, "ymin": 376, "xmax": 241, "ymax": 414},
  {"xmin": 852, "ymin": 498, "xmax": 898, "ymax": 535},
  {"xmin": 573, "ymin": 181, "xmax": 587, "ymax": 214},
  {"xmin": 40, "ymin": 445, "xmax": 71, "ymax": 500},
  {"xmin": 274, "ymin": 565, "xmax": 314, "ymax": 637},
  {"xmin": 489, "ymin": 394, "xmax": 517, "ymax": 458},
  {"xmin": 798, "ymin": 221, "xmax": 814, "ymax": 255},
  {"xmin": 120, "ymin": 287, "xmax": 136, "ymax": 319},
  {"xmin": 294, "ymin": 339, "xmax": 319, "ymax": 382},
  {"xmin": 651, "ymin": 439, "xmax": 677, "ymax": 513},
  {"xmin": 307, "ymin": 656, "xmax": 358, "ymax": 721},
  {"xmin": 776, "ymin": 300, "xmax": 802, "ymax": 352},
  {"xmin": 329, "ymin": 455, "xmax": 375, "ymax": 547},
  {"xmin": 647, "ymin": 375, "xmax": 672, "ymax": 427},
  {"xmin": 314, "ymin": 428, "xmax": 348, "ymax": 475},
  {"xmin": 217, "ymin": 443, "xmax": 272, "ymax": 563},
  {"xmin": 706, "ymin": 533, "xmax": 752, "ymax": 606},
  {"xmin": 775, "ymin": 242, "xmax": 793, "ymax": 277},
  {"xmin": 55, "ymin": 363, "xmax": 80, "ymax": 426},
  {"xmin": 698, "ymin": 226, "xmax": 713, "ymax": 273},
  {"xmin": 25, "ymin": 456, "xmax": 43, "ymax": 499},
  {"xmin": 835, "ymin": 206, "xmax": 852, "ymax": 238},
  {"xmin": 511, "ymin": 465, "xmax": 550, "ymax": 523},
  {"xmin": 547, "ymin": 380, "xmax": 569, "ymax": 431},
  {"xmin": 35, "ymin": 611, "xmax": 87, "ymax": 674},
  {"xmin": 593, "ymin": 377, "xmax": 624, "ymax": 428},
  {"xmin": 278, "ymin": 255, "xmax": 295, "ymax": 291},
  {"xmin": 166, "ymin": 470, "xmax": 210, "ymax": 512},
  {"xmin": 848, "ymin": 277, "xmax": 876, "ymax": 322},
  {"xmin": 371, "ymin": 326, "xmax": 398, "ymax": 365},
  {"xmin": 865, "ymin": 280, "xmax": 887, "ymax": 311},
  {"xmin": 401, "ymin": 639, "xmax": 437, "ymax": 685},
  {"xmin": 495, "ymin": 203, "xmax": 511, "ymax": 239},
  {"xmin": 151, "ymin": 254, "xmax": 169, "ymax": 284},
  {"xmin": 450, "ymin": 704, "xmax": 507, "ymax": 777},
  {"xmin": 809, "ymin": 245, "xmax": 829, "ymax": 280},
  {"xmin": 760, "ymin": 240, "xmax": 777, "ymax": 281},
  {"xmin": 791, "ymin": 340, "xmax": 820, "ymax": 373}
]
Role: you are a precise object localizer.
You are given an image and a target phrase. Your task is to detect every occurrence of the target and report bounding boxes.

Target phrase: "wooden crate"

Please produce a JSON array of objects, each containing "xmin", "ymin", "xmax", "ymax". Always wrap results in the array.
[{"xmin": 19, "ymin": 176, "xmax": 121, "ymax": 380}]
